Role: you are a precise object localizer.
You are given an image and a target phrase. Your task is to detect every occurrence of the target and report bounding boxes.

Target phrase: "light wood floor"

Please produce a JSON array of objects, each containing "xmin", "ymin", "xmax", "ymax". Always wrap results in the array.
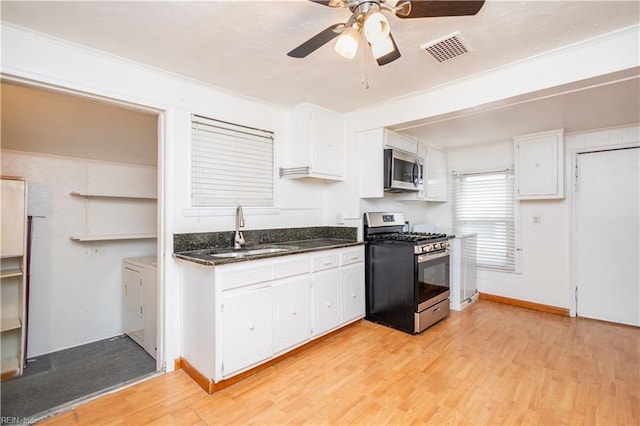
[{"xmin": 41, "ymin": 300, "xmax": 639, "ymax": 425}]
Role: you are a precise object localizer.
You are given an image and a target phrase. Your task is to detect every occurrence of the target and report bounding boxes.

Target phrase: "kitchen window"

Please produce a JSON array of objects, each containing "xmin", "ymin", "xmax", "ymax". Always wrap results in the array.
[
  {"xmin": 191, "ymin": 114, "xmax": 274, "ymax": 206},
  {"xmin": 452, "ymin": 169, "xmax": 520, "ymax": 272}
]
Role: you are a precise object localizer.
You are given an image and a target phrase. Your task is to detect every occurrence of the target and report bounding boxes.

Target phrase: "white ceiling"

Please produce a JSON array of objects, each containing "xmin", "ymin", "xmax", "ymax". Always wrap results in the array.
[
  {"xmin": 1, "ymin": 1, "xmax": 638, "ymax": 152},
  {"xmin": 1, "ymin": 0, "xmax": 639, "ymax": 113}
]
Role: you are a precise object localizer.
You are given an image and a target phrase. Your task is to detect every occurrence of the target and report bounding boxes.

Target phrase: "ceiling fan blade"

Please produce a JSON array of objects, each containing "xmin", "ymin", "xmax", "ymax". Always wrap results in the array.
[
  {"xmin": 374, "ymin": 34, "xmax": 401, "ymax": 66},
  {"xmin": 395, "ymin": 0, "xmax": 485, "ymax": 19},
  {"xmin": 287, "ymin": 24, "xmax": 343, "ymax": 58}
]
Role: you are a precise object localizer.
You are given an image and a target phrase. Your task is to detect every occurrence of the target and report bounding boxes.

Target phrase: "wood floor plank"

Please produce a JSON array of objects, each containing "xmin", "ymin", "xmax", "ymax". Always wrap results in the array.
[{"xmin": 38, "ymin": 300, "xmax": 639, "ymax": 425}]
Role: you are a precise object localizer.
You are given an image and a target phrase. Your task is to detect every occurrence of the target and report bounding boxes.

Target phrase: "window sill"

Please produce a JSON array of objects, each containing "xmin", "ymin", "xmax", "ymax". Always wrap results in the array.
[{"xmin": 181, "ymin": 207, "xmax": 281, "ymax": 217}]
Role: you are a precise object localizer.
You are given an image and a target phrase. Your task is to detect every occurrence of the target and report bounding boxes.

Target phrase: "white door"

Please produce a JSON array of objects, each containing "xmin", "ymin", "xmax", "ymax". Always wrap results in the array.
[{"xmin": 575, "ymin": 147, "xmax": 639, "ymax": 326}]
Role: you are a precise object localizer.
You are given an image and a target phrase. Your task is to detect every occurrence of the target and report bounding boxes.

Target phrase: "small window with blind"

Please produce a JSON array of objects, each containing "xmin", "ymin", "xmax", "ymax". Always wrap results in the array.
[
  {"xmin": 452, "ymin": 169, "xmax": 520, "ymax": 272},
  {"xmin": 191, "ymin": 114, "xmax": 274, "ymax": 207}
]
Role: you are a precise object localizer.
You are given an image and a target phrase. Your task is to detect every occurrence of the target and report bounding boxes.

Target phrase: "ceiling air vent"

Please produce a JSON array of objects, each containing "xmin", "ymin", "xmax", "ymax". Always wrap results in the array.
[{"xmin": 421, "ymin": 32, "xmax": 472, "ymax": 64}]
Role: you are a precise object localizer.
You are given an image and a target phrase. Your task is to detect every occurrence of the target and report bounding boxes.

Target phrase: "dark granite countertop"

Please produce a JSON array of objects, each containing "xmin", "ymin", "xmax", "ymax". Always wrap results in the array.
[{"xmin": 174, "ymin": 238, "xmax": 363, "ymax": 266}]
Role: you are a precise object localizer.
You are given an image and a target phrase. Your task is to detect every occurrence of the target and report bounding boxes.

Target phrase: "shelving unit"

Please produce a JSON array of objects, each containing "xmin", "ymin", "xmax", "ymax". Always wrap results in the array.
[
  {"xmin": 69, "ymin": 189, "xmax": 157, "ymax": 242},
  {"xmin": 1, "ymin": 176, "xmax": 28, "ymax": 380}
]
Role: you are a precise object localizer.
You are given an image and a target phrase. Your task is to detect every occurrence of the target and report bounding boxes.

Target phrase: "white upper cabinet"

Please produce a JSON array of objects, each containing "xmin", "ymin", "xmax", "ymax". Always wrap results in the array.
[
  {"xmin": 384, "ymin": 129, "xmax": 418, "ymax": 154},
  {"xmin": 424, "ymin": 146, "xmax": 449, "ymax": 202},
  {"xmin": 287, "ymin": 103, "xmax": 344, "ymax": 180},
  {"xmin": 514, "ymin": 129, "xmax": 564, "ymax": 199}
]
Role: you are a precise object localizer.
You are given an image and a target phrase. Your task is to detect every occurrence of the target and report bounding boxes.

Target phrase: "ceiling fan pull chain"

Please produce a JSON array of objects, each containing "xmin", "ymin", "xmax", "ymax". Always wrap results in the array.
[{"xmin": 359, "ymin": 33, "xmax": 371, "ymax": 89}]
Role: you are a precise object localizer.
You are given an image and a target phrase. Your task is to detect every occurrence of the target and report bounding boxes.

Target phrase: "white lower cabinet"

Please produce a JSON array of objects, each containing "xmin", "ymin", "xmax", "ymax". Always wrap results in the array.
[
  {"xmin": 341, "ymin": 264, "xmax": 365, "ymax": 322},
  {"xmin": 221, "ymin": 285, "xmax": 273, "ymax": 377},
  {"xmin": 273, "ymin": 276, "xmax": 312, "ymax": 354},
  {"xmin": 180, "ymin": 245, "xmax": 364, "ymax": 387},
  {"xmin": 312, "ymin": 269, "xmax": 341, "ymax": 337}
]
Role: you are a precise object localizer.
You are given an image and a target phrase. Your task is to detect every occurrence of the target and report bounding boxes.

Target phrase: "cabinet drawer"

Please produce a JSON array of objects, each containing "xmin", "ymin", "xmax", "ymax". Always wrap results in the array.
[
  {"xmin": 341, "ymin": 248, "xmax": 363, "ymax": 266},
  {"xmin": 273, "ymin": 255, "xmax": 310, "ymax": 280},
  {"xmin": 218, "ymin": 263, "xmax": 273, "ymax": 291},
  {"xmin": 312, "ymin": 253, "xmax": 340, "ymax": 272}
]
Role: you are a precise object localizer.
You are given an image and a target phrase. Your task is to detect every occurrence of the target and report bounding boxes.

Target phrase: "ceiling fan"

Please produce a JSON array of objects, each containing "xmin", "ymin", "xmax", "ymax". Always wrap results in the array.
[{"xmin": 287, "ymin": 0, "xmax": 485, "ymax": 66}]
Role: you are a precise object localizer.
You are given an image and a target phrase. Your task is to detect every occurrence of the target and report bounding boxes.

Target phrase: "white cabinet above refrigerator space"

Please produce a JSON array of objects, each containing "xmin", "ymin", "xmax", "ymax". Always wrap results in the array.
[{"xmin": 514, "ymin": 129, "xmax": 564, "ymax": 200}]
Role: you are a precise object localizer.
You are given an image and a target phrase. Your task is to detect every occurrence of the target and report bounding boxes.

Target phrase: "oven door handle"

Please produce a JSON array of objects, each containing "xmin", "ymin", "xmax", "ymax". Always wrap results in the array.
[{"xmin": 418, "ymin": 251, "xmax": 449, "ymax": 263}]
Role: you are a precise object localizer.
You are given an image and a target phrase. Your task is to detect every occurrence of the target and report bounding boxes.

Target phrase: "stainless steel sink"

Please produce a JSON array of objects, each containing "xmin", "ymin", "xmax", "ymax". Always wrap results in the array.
[{"xmin": 209, "ymin": 245, "xmax": 297, "ymax": 258}]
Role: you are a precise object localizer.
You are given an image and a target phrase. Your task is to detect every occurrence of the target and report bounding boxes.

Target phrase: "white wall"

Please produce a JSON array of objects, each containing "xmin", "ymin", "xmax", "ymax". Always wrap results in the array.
[
  {"xmin": 1, "ymin": 151, "xmax": 156, "ymax": 356},
  {"xmin": 428, "ymin": 125, "xmax": 639, "ymax": 310},
  {"xmin": 171, "ymin": 110, "xmax": 330, "ymax": 234},
  {"xmin": 445, "ymin": 140, "xmax": 570, "ymax": 308}
]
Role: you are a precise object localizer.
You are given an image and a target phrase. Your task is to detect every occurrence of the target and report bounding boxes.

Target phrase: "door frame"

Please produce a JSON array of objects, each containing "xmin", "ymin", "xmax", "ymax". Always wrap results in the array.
[
  {"xmin": 0, "ymin": 73, "xmax": 169, "ymax": 372},
  {"xmin": 568, "ymin": 132, "xmax": 639, "ymax": 318}
]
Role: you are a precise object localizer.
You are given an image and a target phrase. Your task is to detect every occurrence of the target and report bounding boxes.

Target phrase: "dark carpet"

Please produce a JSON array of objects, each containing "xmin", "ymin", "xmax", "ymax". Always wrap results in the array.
[{"xmin": 1, "ymin": 335, "xmax": 156, "ymax": 423}]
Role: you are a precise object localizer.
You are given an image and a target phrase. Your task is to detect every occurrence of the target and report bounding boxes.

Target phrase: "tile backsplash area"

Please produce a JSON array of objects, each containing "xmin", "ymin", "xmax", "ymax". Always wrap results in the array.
[{"xmin": 174, "ymin": 226, "xmax": 358, "ymax": 252}]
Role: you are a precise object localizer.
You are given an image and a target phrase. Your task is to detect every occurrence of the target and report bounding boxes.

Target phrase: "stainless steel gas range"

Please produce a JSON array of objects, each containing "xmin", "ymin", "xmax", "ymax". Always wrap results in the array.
[{"xmin": 364, "ymin": 212, "xmax": 452, "ymax": 334}]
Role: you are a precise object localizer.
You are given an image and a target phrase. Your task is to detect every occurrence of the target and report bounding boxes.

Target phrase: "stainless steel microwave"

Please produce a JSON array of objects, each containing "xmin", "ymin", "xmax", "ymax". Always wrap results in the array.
[{"xmin": 384, "ymin": 148, "xmax": 423, "ymax": 192}]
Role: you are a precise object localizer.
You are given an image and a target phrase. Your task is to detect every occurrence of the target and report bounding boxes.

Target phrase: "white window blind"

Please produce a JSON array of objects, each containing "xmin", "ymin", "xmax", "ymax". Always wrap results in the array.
[
  {"xmin": 452, "ymin": 169, "xmax": 518, "ymax": 272},
  {"xmin": 191, "ymin": 114, "xmax": 274, "ymax": 206}
]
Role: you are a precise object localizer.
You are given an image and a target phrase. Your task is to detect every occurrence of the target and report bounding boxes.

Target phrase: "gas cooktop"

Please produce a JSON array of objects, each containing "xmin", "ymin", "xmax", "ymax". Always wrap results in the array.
[{"xmin": 366, "ymin": 232, "xmax": 448, "ymax": 243}]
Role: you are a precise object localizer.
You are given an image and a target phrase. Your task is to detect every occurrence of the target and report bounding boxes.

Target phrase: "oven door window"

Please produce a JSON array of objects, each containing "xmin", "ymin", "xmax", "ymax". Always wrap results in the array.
[{"xmin": 416, "ymin": 254, "xmax": 450, "ymax": 305}]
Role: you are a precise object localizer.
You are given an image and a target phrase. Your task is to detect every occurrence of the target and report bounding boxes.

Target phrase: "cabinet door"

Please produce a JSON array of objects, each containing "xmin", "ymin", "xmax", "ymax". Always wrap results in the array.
[
  {"xmin": 273, "ymin": 276, "xmax": 311, "ymax": 354},
  {"xmin": 425, "ymin": 148, "xmax": 448, "ymax": 202},
  {"xmin": 341, "ymin": 263, "xmax": 364, "ymax": 323},
  {"xmin": 311, "ymin": 107, "xmax": 343, "ymax": 178},
  {"xmin": 385, "ymin": 129, "xmax": 418, "ymax": 154},
  {"xmin": 358, "ymin": 128, "xmax": 385, "ymax": 198},
  {"xmin": 515, "ymin": 130, "xmax": 564, "ymax": 199},
  {"xmin": 221, "ymin": 286, "xmax": 273, "ymax": 377},
  {"xmin": 312, "ymin": 269, "xmax": 341, "ymax": 336},
  {"xmin": 123, "ymin": 266, "xmax": 144, "ymax": 346}
]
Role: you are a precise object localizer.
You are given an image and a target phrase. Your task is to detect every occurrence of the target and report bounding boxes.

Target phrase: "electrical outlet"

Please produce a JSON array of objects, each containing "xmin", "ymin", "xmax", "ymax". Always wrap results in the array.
[{"xmin": 532, "ymin": 215, "xmax": 541, "ymax": 225}]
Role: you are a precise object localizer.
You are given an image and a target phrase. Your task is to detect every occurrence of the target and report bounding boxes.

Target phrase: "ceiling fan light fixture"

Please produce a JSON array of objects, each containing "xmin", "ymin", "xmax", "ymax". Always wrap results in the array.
[
  {"xmin": 370, "ymin": 33, "xmax": 395, "ymax": 59},
  {"xmin": 363, "ymin": 9, "xmax": 390, "ymax": 43},
  {"xmin": 334, "ymin": 25, "xmax": 360, "ymax": 59}
]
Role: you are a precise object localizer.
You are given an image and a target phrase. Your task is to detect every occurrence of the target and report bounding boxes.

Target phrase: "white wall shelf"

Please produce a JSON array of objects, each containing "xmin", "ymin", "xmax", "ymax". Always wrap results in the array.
[
  {"xmin": 70, "ymin": 233, "xmax": 157, "ymax": 242},
  {"xmin": 1, "ymin": 318, "xmax": 22, "ymax": 333},
  {"xmin": 69, "ymin": 163, "xmax": 157, "ymax": 243},
  {"xmin": 70, "ymin": 191, "xmax": 157, "ymax": 200},
  {"xmin": 0, "ymin": 269, "xmax": 23, "ymax": 279}
]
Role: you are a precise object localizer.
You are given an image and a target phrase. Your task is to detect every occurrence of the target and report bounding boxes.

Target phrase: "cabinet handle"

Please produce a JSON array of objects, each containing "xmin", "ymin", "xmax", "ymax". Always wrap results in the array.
[
  {"xmin": 349, "ymin": 255, "xmax": 358, "ymax": 260},
  {"xmin": 326, "ymin": 302, "xmax": 332, "ymax": 308},
  {"xmin": 351, "ymin": 293, "xmax": 356, "ymax": 299},
  {"xmin": 292, "ymin": 309, "xmax": 297, "ymax": 316},
  {"xmin": 248, "ymin": 323, "xmax": 255, "ymax": 331},
  {"xmin": 323, "ymin": 260, "xmax": 333, "ymax": 266}
]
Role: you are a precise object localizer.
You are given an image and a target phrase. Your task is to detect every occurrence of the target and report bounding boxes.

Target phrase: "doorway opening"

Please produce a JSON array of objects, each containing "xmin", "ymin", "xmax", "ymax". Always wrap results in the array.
[{"xmin": 0, "ymin": 80, "xmax": 164, "ymax": 421}]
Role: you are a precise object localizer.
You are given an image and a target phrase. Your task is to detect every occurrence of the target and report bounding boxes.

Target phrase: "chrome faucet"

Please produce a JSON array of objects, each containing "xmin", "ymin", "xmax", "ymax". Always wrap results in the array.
[{"xmin": 234, "ymin": 205, "xmax": 246, "ymax": 249}]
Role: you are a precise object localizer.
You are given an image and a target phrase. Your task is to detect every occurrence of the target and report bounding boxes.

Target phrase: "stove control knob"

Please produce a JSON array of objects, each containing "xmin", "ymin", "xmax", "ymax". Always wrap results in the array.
[
  {"xmin": 425, "ymin": 244, "xmax": 434, "ymax": 252},
  {"xmin": 433, "ymin": 243, "xmax": 441, "ymax": 250}
]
